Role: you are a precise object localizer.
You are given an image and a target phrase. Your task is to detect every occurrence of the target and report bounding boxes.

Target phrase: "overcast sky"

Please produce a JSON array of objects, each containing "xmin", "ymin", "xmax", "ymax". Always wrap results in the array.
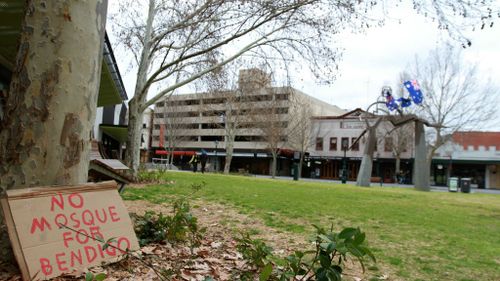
[
  {"xmin": 291, "ymin": 10, "xmax": 500, "ymax": 115},
  {"xmin": 109, "ymin": 2, "xmax": 500, "ymax": 130}
]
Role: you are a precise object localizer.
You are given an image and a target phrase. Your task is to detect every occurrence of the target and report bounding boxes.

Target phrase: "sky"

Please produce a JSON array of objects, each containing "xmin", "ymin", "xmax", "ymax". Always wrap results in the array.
[
  {"xmin": 109, "ymin": 2, "xmax": 500, "ymax": 130},
  {"xmin": 291, "ymin": 9, "xmax": 500, "ymax": 114}
]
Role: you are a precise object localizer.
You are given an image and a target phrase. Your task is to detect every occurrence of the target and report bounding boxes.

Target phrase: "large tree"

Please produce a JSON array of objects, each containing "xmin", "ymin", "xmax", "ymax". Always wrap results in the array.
[
  {"xmin": 287, "ymin": 93, "xmax": 314, "ymax": 179},
  {"xmin": 0, "ymin": 0, "xmax": 108, "ymax": 262},
  {"xmin": 200, "ymin": 68, "xmax": 248, "ymax": 174},
  {"xmin": 409, "ymin": 43, "xmax": 499, "ymax": 176},
  {"xmin": 0, "ymin": 0, "xmax": 108, "ymax": 189},
  {"xmin": 112, "ymin": 0, "xmax": 346, "ymax": 176}
]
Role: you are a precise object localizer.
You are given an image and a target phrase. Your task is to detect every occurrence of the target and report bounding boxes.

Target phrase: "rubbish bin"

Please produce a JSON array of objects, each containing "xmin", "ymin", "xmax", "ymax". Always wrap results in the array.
[
  {"xmin": 293, "ymin": 163, "xmax": 299, "ymax": 181},
  {"xmin": 448, "ymin": 177, "xmax": 458, "ymax": 192},
  {"xmin": 460, "ymin": 178, "xmax": 471, "ymax": 193}
]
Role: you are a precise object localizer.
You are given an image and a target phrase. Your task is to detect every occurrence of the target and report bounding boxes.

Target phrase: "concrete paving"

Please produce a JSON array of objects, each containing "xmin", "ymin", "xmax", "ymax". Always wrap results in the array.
[
  {"xmin": 253, "ymin": 174, "xmax": 500, "ymax": 195},
  {"xmin": 168, "ymin": 169, "xmax": 500, "ymax": 194}
]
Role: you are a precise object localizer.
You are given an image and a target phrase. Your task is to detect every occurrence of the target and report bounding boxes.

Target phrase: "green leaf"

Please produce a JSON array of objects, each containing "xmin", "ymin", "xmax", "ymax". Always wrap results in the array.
[
  {"xmin": 318, "ymin": 234, "xmax": 332, "ymax": 243},
  {"xmin": 335, "ymin": 242, "xmax": 348, "ymax": 254},
  {"xmin": 347, "ymin": 244, "xmax": 364, "ymax": 257},
  {"xmin": 259, "ymin": 262, "xmax": 273, "ymax": 281},
  {"xmin": 326, "ymin": 242, "xmax": 336, "ymax": 253},
  {"xmin": 359, "ymin": 246, "xmax": 377, "ymax": 263},
  {"xmin": 319, "ymin": 252, "xmax": 331, "ymax": 268},
  {"xmin": 326, "ymin": 268, "xmax": 342, "ymax": 281},
  {"xmin": 94, "ymin": 273, "xmax": 106, "ymax": 281},
  {"xmin": 353, "ymin": 231, "xmax": 366, "ymax": 245},
  {"xmin": 339, "ymin": 227, "xmax": 357, "ymax": 240},
  {"xmin": 85, "ymin": 272, "xmax": 93, "ymax": 281}
]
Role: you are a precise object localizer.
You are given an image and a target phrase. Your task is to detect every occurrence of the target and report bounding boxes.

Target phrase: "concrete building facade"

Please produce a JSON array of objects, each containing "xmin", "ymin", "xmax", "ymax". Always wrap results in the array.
[{"xmin": 151, "ymin": 69, "xmax": 345, "ymax": 174}]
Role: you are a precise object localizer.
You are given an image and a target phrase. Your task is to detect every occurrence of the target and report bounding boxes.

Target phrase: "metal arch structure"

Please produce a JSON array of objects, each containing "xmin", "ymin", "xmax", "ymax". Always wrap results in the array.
[{"xmin": 354, "ymin": 86, "xmax": 438, "ymax": 190}]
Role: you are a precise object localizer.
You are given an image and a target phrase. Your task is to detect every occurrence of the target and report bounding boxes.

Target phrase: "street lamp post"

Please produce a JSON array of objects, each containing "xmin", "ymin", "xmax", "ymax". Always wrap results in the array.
[
  {"xmin": 214, "ymin": 140, "xmax": 219, "ymax": 172},
  {"xmin": 376, "ymin": 152, "xmax": 382, "ymax": 186},
  {"xmin": 341, "ymin": 140, "xmax": 348, "ymax": 184}
]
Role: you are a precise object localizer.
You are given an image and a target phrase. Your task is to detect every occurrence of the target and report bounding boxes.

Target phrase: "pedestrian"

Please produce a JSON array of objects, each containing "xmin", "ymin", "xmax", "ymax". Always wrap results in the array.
[
  {"xmin": 200, "ymin": 149, "xmax": 208, "ymax": 173},
  {"xmin": 189, "ymin": 154, "xmax": 199, "ymax": 172}
]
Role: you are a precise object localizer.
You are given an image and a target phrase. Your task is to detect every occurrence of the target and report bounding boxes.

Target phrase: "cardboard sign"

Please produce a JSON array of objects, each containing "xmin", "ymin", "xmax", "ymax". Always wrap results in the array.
[{"xmin": 0, "ymin": 181, "xmax": 139, "ymax": 281}]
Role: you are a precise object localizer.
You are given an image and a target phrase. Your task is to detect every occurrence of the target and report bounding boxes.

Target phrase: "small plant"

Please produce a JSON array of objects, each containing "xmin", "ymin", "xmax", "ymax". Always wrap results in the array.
[
  {"xmin": 131, "ymin": 210, "xmax": 170, "ymax": 246},
  {"xmin": 235, "ymin": 225, "xmax": 376, "ymax": 281},
  {"xmin": 236, "ymin": 232, "xmax": 274, "ymax": 268},
  {"xmin": 85, "ymin": 272, "xmax": 106, "ymax": 281},
  {"xmin": 131, "ymin": 182, "xmax": 206, "ymax": 248}
]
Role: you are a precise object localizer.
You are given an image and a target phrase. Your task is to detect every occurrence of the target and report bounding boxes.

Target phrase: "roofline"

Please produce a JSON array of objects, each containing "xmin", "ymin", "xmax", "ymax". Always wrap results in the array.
[
  {"xmin": 103, "ymin": 32, "xmax": 128, "ymax": 101},
  {"xmin": 312, "ymin": 108, "xmax": 375, "ymax": 120},
  {"xmin": 453, "ymin": 131, "xmax": 500, "ymax": 134}
]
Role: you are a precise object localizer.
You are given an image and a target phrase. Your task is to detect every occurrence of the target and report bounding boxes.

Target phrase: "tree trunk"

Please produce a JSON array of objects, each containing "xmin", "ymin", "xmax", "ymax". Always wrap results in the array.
[
  {"xmin": 298, "ymin": 154, "xmax": 304, "ymax": 179},
  {"xmin": 125, "ymin": 97, "xmax": 144, "ymax": 178},
  {"xmin": 0, "ymin": 0, "xmax": 107, "ymax": 189},
  {"xmin": 0, "ymin": 0, "xmax": 107, "ymax": 263},
  {"xmin": 356, "ymin": 126, "xmax": 377, "ymax": 187},
  {"xmin": 413, "ymin": 121, "xmax": 430, "ymax": 191},
  {"xmin": 395, "ymin": 155, "xmax": 401, "ymax": 182},
  {"xmin": 224, "ymin": 139, "xmax": 234, "ymax": 174},
  {"xmin": 124, "ymin": 0, "xmax": 155, "ymax": 177},
  {"xmin": 271, "ymin": 152, "xmax": 277, "ymax": 178}
]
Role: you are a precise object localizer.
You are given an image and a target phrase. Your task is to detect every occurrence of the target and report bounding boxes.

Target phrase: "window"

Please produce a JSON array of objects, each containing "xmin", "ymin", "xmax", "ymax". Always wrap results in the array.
[
  {"xmin": 351, "ymin": 137, "xmax": 359, "ymax": 151},
  {"xmin": 341, "ymin": 137, "xmax": 349, "ymax": 150},
  {"xmin": 385, "ymin": 137, "xmax": 393, "ymax": 152},
  {"xmin": 316, "ymin": 137, "xmax": 323, "ymax": 151},
  {"xmin": 329, "ymin": 137, "xmax": 337, "ymax": 151},
  {"xmin": 401, "ymin": 137, "xmax": 408, "ymax": 152},
  {"xmin": 275, "ymin": 93, "xmax": 289, "ymax": 100}
]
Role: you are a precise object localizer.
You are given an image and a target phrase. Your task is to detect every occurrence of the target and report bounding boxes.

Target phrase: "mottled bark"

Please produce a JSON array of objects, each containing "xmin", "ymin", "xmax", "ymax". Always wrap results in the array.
[
  {"xmin": 125, "ymin": 97, "xmax": 144, "ymax": 177},
  {"xmin": 356, "ymin": 126, "xmax": 377, "ymax": 187},
  {"xmin": 413, "ymin": 121, "xmax": 430, "ymax": 191},
  {"xmin": 0, "ymin": 0, "xmax": 107, "ymax": 189},
  {"xmin": 0, "ymin": 0, "xmax": 107, "ymax": 263},
  {"xmin": 124, "ymin": 0, "xmax": 155, "ymax": 177}
]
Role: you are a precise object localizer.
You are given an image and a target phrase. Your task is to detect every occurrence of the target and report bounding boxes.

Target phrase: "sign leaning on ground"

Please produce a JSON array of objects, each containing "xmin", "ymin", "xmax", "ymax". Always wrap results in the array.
[{"xmin": 0, "ymin": 181, "xmax": 139, "ymax": 281}]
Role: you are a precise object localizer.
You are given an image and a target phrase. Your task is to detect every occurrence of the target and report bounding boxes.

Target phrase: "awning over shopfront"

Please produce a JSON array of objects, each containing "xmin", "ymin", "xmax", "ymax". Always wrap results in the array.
[
  {"xmin": 155, "ymin": 150, "xmax": 197, "ymax": 156},
  {"xmin": 432, "ymin": 158, "xmax": 500, "ymax": 165},
  {"xmin": 100, "ymin": 125, "xmax": 128, "ymax": 143}
]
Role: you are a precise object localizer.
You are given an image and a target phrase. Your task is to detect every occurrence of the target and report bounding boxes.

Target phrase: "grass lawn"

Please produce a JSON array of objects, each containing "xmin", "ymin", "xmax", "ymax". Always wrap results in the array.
[{"xmin": 123, "ymin": 171, "xmax": 500, "ymax": 281}]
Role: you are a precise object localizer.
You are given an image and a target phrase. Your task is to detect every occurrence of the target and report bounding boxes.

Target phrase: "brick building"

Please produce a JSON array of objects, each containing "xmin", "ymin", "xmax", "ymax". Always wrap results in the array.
[{"xmin": 433, "ymin": 131, "xmax": 500, "ymax": 189}]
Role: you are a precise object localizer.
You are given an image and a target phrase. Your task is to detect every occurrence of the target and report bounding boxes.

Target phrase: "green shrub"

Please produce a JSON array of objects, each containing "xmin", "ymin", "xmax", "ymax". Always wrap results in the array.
[
  {"xmin": 131, "ymin": 183, "xmax": 206, "ymax": 248},
  {"xmin": 131, "ymin": 210, "xmax": 170, "ymax": 246},
  {"xmin": 131, "ymin": 199, "xmax": 204, "ymax": 248},
  {"xmin": 235, "ymin": 225, "xmax": 375, "ymax": 281},
  {"xmin": 137, "ymin": 170, "xmax": 167, "ymax": 183}
]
